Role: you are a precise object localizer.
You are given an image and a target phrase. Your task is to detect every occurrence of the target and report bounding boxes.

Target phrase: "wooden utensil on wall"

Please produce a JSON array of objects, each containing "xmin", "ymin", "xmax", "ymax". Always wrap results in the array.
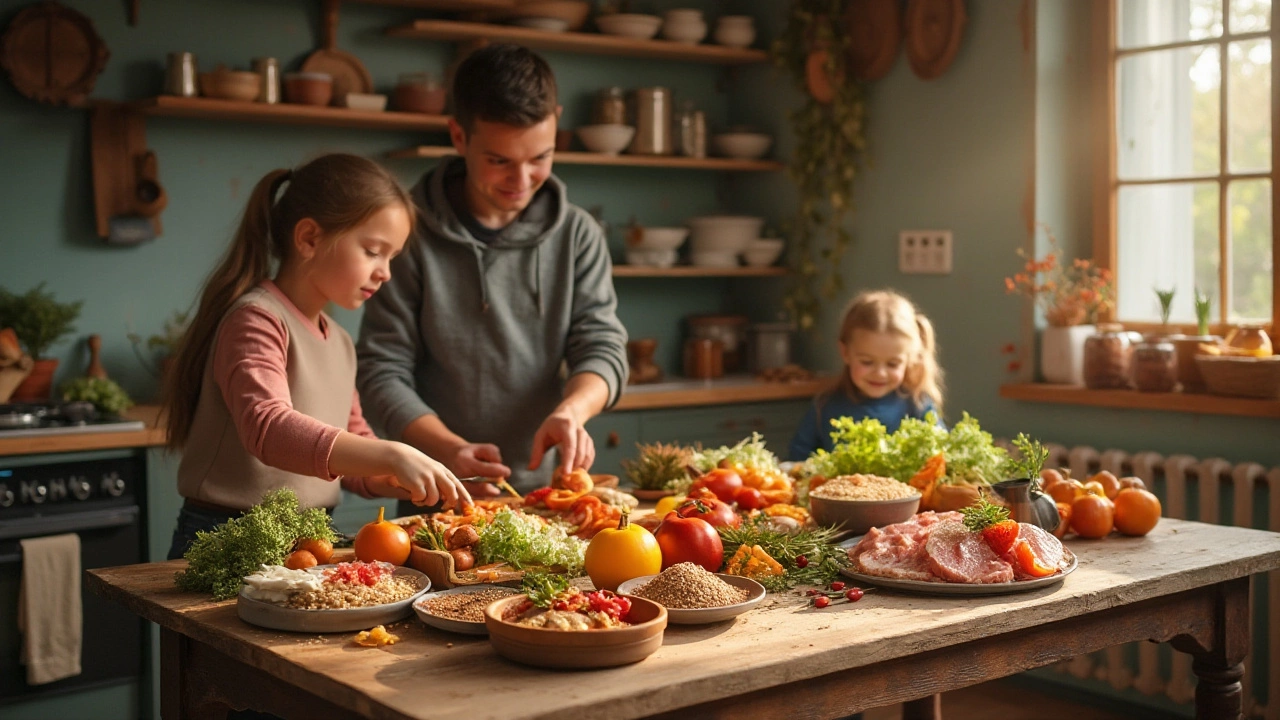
[
  {"xmin": 0, "ymin": 1, "xmax": 110, "ymax": 105},
  {"xmin": 301, "ymin": 0, "xmax": 373, "ymax": 105},
  {"xmin": 904, "ymin": 0, "xmax": 967, "ymax": 80}
]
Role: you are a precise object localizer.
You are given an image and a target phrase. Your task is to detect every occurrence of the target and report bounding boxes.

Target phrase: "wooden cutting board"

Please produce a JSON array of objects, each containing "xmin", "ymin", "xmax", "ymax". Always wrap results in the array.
[{"xmin": 0, "ymin": 1, "xmax": 110, "ymax": 105}]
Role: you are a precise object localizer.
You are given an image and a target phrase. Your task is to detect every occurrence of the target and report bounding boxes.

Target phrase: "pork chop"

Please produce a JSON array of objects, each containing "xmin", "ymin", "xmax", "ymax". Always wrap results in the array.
[
  {"xmin": 849, "ymin": 511, "xmax": 964, "ymax": 582},
  {"xmin": 924, "ymin": 521, "xmax": 1015, "ymax": 584}
]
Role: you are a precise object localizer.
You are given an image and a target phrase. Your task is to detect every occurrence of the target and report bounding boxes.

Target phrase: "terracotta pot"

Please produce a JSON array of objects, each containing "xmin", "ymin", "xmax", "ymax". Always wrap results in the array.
[
  {"xmin": 10, "ymin": 358, "xmax": 58, "ymax": 401},
  {"xmin": 1170, "ymin": 334, "xmax": 1220, "ymax": 393}
]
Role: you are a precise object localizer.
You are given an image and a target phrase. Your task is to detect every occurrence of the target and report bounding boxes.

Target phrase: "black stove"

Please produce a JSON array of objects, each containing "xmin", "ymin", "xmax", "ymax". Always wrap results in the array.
[{"xmin": 0, "ymin": 401, "xmax": 145, "ymax": 439}]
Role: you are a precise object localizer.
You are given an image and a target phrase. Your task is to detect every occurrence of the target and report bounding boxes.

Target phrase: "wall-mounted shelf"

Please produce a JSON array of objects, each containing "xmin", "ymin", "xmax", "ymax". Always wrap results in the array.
[
  {"xmin": 347, "ymin": 0, "xmax": 514, "ymax": 10},
  {"xmin": 1000, "ymin": 383, "xmax": 1280, "ymax": 419},
  {"xmin": 385, "ymin": 20, "xmax": 770, "ymax": 65},
  {"xmin": 613, "ymin": 266, "xmax": 786, "ymax": 278},
  {"xmin": 129, "ymin": 96, "xmax": 450, "ymax": 132},
  {"xmin": 387, "ymin": 144, "xmax": 783, "ymax": 171}
]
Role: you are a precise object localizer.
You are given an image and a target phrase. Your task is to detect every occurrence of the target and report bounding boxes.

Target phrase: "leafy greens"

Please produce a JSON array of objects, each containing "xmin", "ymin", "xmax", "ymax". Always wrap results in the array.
[
  {"xmin": 810, "ymin": 412, "xmax": 1011, "ymax": 486},
  {"xmin": 474, "ymin": 508, "xmax": 586, "ymax": 575}
]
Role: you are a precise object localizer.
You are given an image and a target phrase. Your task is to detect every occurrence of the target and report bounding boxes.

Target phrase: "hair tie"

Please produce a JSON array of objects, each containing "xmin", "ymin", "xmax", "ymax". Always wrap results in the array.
[{"xmin": 269, "ymin": 169, "xmax": 293, "ymax": 205}]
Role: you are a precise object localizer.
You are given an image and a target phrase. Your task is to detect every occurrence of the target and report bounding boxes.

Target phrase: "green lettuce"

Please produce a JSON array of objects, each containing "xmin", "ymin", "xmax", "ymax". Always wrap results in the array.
[
  {"xmin": 474, "ymin": 508, "xmax": 586, "ymax": 575},
  {"xmin": 810, "ymin": 412, "xmax": 1011, "ymax": 486}
]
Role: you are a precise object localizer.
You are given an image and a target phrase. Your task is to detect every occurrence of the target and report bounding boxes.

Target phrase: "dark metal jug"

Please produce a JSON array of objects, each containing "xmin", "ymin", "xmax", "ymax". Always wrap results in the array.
[{"xmin": 991, "ymin": 478, "xmax": 1060, "ymax": 533}]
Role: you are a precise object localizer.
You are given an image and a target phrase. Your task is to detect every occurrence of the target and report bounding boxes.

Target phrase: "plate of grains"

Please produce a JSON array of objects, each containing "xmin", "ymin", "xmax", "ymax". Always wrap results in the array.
[
  {"xmin": 413, "ymin": 585, "xmax": 522, "ymax": 635},
  {"xmin": 237, "ymin": 562, "xmax": 431, "ymax": 633},
  {"xmin": 617, "ymin": 562, "xmax": 766, "ymax": 625}
]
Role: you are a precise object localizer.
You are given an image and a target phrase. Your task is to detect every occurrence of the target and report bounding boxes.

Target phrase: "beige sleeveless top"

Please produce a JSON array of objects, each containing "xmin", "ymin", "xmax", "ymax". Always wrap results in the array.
[{"xmin": 176, "ymin": 286, "xmax": 354, "ymax": 510}]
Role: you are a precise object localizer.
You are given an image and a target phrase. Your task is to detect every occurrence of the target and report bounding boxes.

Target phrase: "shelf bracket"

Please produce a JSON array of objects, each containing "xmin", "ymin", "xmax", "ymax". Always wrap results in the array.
[{"xmin": 89, "ymin": 102, "xmax": 167, "ymax": 244}]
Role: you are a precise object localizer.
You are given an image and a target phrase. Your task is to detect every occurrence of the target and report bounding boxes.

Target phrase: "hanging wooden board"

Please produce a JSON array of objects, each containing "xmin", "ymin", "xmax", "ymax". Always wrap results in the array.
[
  {"xmin": 904, "ymin": 0, "xmax": 966, "ymax": 81},
  {"xmin": 0, "ymin": 1, "xmax": 110, "ymax": 105},
  {"xmin": 844, "ymin": 0, "xmax": 901, "ymax": 81},
  {"xmin": 302, "ymin": 0, "xmax": 374, "ymax": 104}
]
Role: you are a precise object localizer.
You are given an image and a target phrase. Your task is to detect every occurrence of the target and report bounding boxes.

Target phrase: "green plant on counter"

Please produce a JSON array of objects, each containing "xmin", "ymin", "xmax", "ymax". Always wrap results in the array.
[
  {"xmin": 0, "ymin": 283, "xmax": 83, "ymax": 360},
  {"xmin": 771, "ymin": 0, "xmax": 868, "ymax": 331},
  {"xmin": 61, "ymin": 377, "xmax": 133, "ymax": 415},
  {"xmin": 1155, "ymin": 287, "xmax": 1175, "ymax": 326},
  {"xmin": 1195, "ymin": 288, "xmax": 1212, "ymax": 336},
  {"xmin": 127, "ymin": 309, "xmax": 189, "ymax": 377}
]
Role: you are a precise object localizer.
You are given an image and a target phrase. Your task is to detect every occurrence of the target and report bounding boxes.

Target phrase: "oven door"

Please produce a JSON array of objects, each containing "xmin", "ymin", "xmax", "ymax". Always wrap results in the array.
[{"xmin": 0, "ymin": 507, "xmax": 145, "ymax": 703}]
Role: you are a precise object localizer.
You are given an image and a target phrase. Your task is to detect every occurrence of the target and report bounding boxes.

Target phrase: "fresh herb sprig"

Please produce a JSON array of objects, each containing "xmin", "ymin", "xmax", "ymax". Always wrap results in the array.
[
  {"xmin": 414, "ymin": 521, "xmax": 447, "ymax": 552},
  {"xmin": 1005, "ymin": 433, "xmax": 1050, "ymax": 486},
  {"xmin": 960, "ymin": 497, "xmax": 1011, "ymax": 533},
  {"xmin": 718, "ymin": 515, "xmax": 850, "ymax": 593},
  {"xmin": 522, "ymin": 570, "xmax": 571, "ymax": 608}
]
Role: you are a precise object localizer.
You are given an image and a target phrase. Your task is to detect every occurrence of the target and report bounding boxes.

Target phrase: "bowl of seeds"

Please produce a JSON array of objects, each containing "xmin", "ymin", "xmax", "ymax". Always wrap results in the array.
[
  {"xmin": 617, "ymin": 562, "xmax": 766, "ymax": 625},
  {"xmin": 413, "ymin": 584, "xmax": 521, "ymax": 635}
]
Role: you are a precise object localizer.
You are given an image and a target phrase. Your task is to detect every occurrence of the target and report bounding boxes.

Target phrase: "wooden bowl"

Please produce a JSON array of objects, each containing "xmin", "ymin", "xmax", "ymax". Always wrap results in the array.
[
  {"xmin": 199, "ymin": 69, "xmax": 261, "ymax": 102},
  {"xmin": 808, "ymin": 494, "xmax": 920, "ymax": 535},
  {"xmin": 484, "ymin": 594, "xmax": 667, "ymax": 668}
]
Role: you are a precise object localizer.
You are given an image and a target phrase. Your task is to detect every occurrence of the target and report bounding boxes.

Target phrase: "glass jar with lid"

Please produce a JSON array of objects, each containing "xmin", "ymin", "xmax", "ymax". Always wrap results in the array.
[
  {"xmin": 1083, "ymin": 324, "xmax": 1141, "ymax": 390},
  {"xmin": 393, "ymin": 72, "xmax": 446, "ymax": 115},
  {"xmin": 592, "ymin": 86, "xmax": 626, "ymax": 125},
  {"xmin": 1132, "ymin": 340, "xmax": 1178, "ymax": 392}
]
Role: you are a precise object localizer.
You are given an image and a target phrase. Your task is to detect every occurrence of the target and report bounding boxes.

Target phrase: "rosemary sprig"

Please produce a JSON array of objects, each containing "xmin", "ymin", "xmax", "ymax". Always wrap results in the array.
[
  {"xmin": 1006, "ymin": 433, "xmax": 1050, "ymax": 486},
  {"xmin": 718, "ymin": 515, "xmax": 850, "ymax": 592},
  {"xmin": 960, "ymin": 497, "xmax": 1011, "ymax": 532}
]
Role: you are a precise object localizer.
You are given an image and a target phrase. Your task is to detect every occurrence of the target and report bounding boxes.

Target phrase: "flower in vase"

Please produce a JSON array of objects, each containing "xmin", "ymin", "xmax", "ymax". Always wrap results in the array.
[{"xmin": 1004, "ymin": 225, "xmax": 1114, "ymax": 327}]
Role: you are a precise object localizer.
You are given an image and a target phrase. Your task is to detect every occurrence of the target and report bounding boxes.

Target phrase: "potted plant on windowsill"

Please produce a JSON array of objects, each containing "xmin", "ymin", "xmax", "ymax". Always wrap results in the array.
[
  {"xmin": 1004, "ymin": 225, "xmax": 1114, "ymax": 385},
  {"xmin": 1169, "ymin": 288, "xmax": 1222, "ymax": 393},
  {"xmin": 0, "ymin": 283, "xmax": 84, "ymax": 401}
]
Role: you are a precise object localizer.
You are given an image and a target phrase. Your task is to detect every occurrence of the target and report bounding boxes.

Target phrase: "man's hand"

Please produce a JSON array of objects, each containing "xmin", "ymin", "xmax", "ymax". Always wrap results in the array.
[
  {"xmin": 528, "ymin": 407, "xmax": 595, "ymax": 477},
  {"xmin": 447, "ymin": 443, "xmax": 509, "ymax": 498}
]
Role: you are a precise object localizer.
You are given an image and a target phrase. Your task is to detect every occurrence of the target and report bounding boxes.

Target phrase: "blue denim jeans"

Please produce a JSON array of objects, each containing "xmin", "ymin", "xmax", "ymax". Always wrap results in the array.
[{"xmin": 166, "ymin": 503, "xmax": 242, "ymax": 560}]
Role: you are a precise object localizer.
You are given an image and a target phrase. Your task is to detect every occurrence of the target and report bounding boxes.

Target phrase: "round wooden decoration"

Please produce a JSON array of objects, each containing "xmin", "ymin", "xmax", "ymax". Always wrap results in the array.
[
  {"xmin": 844, "ymin": 0, "xmax": 902, "ymax": 81},
  {"xmin": 805, "ymin": 50, "xmax": 837, "ymax": 104},
  {"xmin": 0, "ymin": 1, "xmax": 110, "ymax": 105},
  {"xmin": 904, "ymin": 0, "xmax": 967, "ymax": 81}
]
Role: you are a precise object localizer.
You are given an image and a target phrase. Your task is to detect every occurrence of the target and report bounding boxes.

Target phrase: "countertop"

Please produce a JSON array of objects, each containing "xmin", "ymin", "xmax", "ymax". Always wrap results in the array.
[{"xmin": 0, "ymin": 404, "xmax": 167, "ymax": 457}]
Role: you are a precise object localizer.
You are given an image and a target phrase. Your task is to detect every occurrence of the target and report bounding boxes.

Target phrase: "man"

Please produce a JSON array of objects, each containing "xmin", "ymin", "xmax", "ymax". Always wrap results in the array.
[{"xmin": 356, "ymin": 44, "xmax": 628, "ymax": 507}]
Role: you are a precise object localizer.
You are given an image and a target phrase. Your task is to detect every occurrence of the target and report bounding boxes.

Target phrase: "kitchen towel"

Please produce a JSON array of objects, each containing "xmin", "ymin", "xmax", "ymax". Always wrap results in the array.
[{"xmin": 17, "ymin": 533, "xmax": 83, "ymax": 685}]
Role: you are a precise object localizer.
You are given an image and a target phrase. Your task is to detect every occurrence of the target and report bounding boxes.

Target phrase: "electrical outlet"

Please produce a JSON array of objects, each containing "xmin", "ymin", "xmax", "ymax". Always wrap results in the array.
[{"xmin": 898, "ymin": 230, "xmax": 953, "ymax": 274}]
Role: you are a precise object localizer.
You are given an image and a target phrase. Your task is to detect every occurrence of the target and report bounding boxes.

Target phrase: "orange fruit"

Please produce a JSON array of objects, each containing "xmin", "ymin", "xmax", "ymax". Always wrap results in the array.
[
  {"xmin": 1082, "ymin": 480, "xmax": 1108, "ymax": 498},
  {"xmin": 354, "ymin": 507, "xmax": 412, "ymax": 565},
  {"xmin": 1052, "ymin": 501, "xmax": 1072, "ymax": 539},
  {"xmin": 296, "ymin": 537, "xmax": 333, "ymax": 565},
  {"xmin": 1048, "ymin": 479, "xmax": 1083, "ymax": 506},
  {"xmin": 284, "ymin": 549, "xmax": 318, "ymax": 570},
  {"xmin": 1113, "ymin": 488, "xmax": 1161, "ymax": 537},
  {"xmin": 1119, "ymin": 477, "xmax": 1147, "ymax": 493},
  {"xmin": 1040, "ymin": 468, "xmax": 1066, "ymax": 489},
  {"xmin": 1071, "ymin": 494, "xmax": 1114, "ymax": 539},
  {"xmin": 1090, "ymin": 471, "xmax": 1121, "ymax": 499}
]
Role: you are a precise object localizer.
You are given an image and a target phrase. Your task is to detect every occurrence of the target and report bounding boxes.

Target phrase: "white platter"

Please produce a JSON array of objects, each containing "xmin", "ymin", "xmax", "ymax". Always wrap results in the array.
[
  {"xmin": 617, "ymin": 573, "xmax": 765, "ymax": 624},
  {"xmin": 413, "ymin": 584, "xmax": 521, "ymax": 635},
  {"xmin": 237, "ymin": 565, "xmax": 430, "ymax": 633}
]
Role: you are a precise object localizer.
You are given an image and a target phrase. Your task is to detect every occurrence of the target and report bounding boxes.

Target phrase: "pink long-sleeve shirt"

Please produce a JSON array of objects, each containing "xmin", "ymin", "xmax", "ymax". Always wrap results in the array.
[{"xmin": 211, "ymin": 281, "xmax": 377, "ymax": 498}]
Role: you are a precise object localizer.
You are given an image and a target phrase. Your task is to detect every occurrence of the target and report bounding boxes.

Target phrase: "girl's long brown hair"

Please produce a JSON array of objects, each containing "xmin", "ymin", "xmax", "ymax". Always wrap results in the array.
[
  {"xmin": 164, "ymin": 154, "xmax": 412, "ymax": 449},
  {"xmin": 832, "ymin": 289, "xmax": 945, "ymax": 419}
]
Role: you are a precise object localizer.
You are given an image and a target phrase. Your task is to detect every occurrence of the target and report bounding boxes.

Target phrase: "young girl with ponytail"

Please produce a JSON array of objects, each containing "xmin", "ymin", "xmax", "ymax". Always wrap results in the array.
[
  {"xmin": 788, "ymin": 289, "xmax": 946, "ymax": 461},
  {"xmin": 163, "ymin": 154, "xmax": 470, "ymax": 559}
]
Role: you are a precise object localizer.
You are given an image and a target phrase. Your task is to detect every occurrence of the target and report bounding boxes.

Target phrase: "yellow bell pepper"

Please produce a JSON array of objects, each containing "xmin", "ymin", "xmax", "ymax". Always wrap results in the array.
[
  {"xmin": 654, "ymin": 495, "xmax": 686, "ymax": 516},
  {"xmin": 584, "ymin": 509, "xmax": 663, "ymax": 592}
]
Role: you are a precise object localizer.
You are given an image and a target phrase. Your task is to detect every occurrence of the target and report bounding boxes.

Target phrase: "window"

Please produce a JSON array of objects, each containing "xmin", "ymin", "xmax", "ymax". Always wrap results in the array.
[{"xmin": 1106, "ymin": 0, "xmax": 1275, "ymax": 327}]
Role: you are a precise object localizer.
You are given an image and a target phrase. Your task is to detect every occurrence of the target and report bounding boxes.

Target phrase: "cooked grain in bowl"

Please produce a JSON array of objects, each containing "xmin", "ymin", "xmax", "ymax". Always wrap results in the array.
[
  {"xmin": 286, "ymin": 575, "xmax": 421, "ymax": 610},
  {"xmin": 631, "ymin": 562, "xmax": 748, "ymax": 609},
  {"xmin": 421, "ymin": 588, "xmax": 519, "ymax": 622},
  {"xmin": 811, "ymin": 474, "xmax": 919, "ymax": 501}
]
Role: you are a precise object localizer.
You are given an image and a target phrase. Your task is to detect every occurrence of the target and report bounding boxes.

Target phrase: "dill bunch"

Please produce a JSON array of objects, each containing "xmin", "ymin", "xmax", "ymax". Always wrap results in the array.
[
  {"xmin": 718, "ymin": 515, "xmax": 850, "ymax": 592},
  {"xmin": 174, "ymin": 489, "xmax": 336, "ymax": 601}
]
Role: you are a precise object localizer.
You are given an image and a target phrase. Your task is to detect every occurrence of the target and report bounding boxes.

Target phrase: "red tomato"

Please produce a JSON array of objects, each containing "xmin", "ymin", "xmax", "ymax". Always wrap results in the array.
[
  {"xmin": 734, "ymin": 487, "xmax": 766, "ymax": 511},
  {"xmin": 691, "ymin": 468, "xmax": 743, "ymax": 503},
  {"xmin": 653, "ymin": 512, "xmax": 724, "ymax": 572},
  {"xmin": 675, "ymin": 497, "xmax": 740, "ymax": 528}
]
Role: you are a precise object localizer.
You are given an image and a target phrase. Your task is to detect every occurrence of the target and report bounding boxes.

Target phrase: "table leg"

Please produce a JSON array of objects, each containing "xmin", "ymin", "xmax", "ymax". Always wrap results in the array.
[
  {"xmin": 1169, "ymin": 577, "xmax": 1250, "ymax": 720},
  {"xmin": 902, "ymin": 694, "xmax": 941, "ymax": 720}
]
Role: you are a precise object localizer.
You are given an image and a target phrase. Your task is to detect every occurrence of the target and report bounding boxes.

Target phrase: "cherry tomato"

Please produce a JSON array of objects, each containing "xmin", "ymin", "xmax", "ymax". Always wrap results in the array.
[
  {"xmin": 691, "ymin": 468, "xmax": 744, "ymax": 503},
  {"xmin": 734, "ymin": 487, "xmax": 767, "ymax": 511},
  {"xmin": 813, "ymin": 596, "xmax": 831, "ymax": 608},
  {"xmin": 830, "ymin": 581, "xmax": 845, "ymax": 591},
  {"xmin": 845, "ymin": 588, "xmax": 864, "ymax": 602},
  {"xmin": 795, "ymin": 555, "xmax": 809, "ymax": 568},
  {"xmin": 676, "ymin": 497, "xmax": 740, "ymax": 529}
]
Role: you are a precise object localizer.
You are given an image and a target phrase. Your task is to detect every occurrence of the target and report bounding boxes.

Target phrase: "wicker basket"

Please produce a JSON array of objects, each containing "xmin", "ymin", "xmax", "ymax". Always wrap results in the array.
[{"xmin": 1195, "ymin": 355, "xmax": 1280, "ymax": 399}]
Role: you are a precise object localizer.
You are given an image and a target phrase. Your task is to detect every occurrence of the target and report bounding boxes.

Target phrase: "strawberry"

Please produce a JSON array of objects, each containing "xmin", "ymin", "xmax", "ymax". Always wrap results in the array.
[
  {"xmin": 1013, "ymin": 539, "xmax": 1058, "ymax": 577},
  {"xmin": 980, "ymin": 520, "xmax": 1020, "ymax": 557}
]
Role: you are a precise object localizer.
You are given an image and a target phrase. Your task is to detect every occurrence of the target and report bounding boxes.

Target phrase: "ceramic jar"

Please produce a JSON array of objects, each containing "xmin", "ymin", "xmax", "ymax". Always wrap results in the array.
[
  {"xmin": 1083, "ymin": 324, "xmax": 1141, "ymax": 390},
  {"xmin": 687, "ymin": 314, "xmax": 748, "ymax": 373},
  {"xmin": 1132, "ymin": 340, "xmax": 1178, "ymax": 392},
  {"xmin": 662, "ymin": 9, "xmax": 707, "ymax": 44},
  {"xmin": 283, "ymin": 72, "xmax": 332, "ymax": 106},
  {"xmin": 713, "ymin": 15, "xmax": 756, "ymax": 48},
  {"xmin": 683, "ymin": 338, "xmax": 723, "ymax": 379},
  {"xmin": 393, "ymin": 72, "xmax": 446, "ymax": 114},
  {"xmin": 1040, "ymin": 324, "xmax": 1094, "ymax": 385}
]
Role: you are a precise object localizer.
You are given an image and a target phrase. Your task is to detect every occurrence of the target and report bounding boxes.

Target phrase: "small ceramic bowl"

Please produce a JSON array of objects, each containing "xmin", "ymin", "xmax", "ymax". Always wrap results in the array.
[
  {"xmin": 713, "ymin": 22, "xmax": 756, "ymax": 48},
  {"xmin": 484, "ymin": 594, "xmax": 667, "ymax": 669},
  {"xmin": 625, "ymin": 248, "xmax": 678, "ymax": 267},
  {"xmin": 510, "ymin": 16, "xmax": 571, "ymax": 32},
  {"xmin": 283, "ymin": 72, "xmax": 333, "ymax": 106},
  {"xmin": 632, "ymin": 226, "xmax": 690, "ymax": 251},
  {"xmin": 689, "ymin": 251, "xmax": 740, "ymax": 268},
  {"xmin": 617, "ymin": 574, "xmax": 765, "ymax": 625},
  {"xmin": 661, "ymin": 17, "xmax": 707, "ymax": 44},
  {"xmin": 712, "ymin": 132, "xmax": 773, "ymax": 160},
  {"xmin": 808, "ymin": 494, "xmax": 921, "ymax": 535},
  {"xmin": 596, "ymin": 13, "xmax": 663, "ymax": 39},
  {"xmin": 199, "ymin": 69, "xmax": 261, "ymax": 102},
  {"xmin": 341, "ymin": 92, "xmax": 388, "ymax": 112},
  {"xmin": 577, "ymin": 124, "xmax": 636, "ymax": 155},
  {"xmin": 743, "ymin": 239, "xmax": 784, "ymax": 266}
]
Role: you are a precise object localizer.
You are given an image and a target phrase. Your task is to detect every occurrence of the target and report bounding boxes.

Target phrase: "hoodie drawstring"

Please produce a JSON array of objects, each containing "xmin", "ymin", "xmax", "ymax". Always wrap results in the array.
[
  {"xmin": 535, "ymin": 244, "xmax": 544, "ymax": 317},
  {"xmin": 474, "ymin": 248, "xmax": 489, "ymax": 313}
]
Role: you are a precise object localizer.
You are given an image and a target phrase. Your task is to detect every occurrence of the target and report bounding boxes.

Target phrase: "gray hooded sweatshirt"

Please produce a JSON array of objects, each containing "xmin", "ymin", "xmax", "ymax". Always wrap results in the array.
[{"xmin": 356, "ymin": 157, "xmax": 628, "ymax": 491}]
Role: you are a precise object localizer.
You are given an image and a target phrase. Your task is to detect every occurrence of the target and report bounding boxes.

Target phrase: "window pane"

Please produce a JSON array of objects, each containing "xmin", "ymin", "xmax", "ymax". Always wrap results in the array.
[
  {"xmin": 1117, "ymin": 183, "xmax": 1220, "ymax": 323},
  {"xmin": 1117, "ymin": 47, "xmax": 1221, "ymax": 179},
  {"xmin": 1228, "ymin": 39, "xmax": 1272, "ymax": 171},
  {"xmin": 1229, "ymin": 179, "xmax": 1273, "ymax": 321},
  {"xmin": 1120, "ymin": 0, "xmax": 1222, "ymax": 48},
  {"xmin": 1229, "ymin": 0, "xmax": 1271, "ymax": 32}
]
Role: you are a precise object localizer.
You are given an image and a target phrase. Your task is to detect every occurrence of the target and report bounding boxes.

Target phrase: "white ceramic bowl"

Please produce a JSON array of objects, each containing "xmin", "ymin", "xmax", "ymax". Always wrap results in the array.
[
  {"xmin": 689, "ymin": 251, "xmax": 740, "ymax": 268},
  {"xmin": 662, "ymin": 18, "xmax": 707, "ymax": 44},
  {"xmin": 743, "ymin": 239, "xmax": 784, "ymax": 266},
  {"xmin": 665, "ymin": 8, "xmax": 704, "ymax": 22},
  {"xmin": 713, "ymin": 21, "xmax": 756, "ymax": 48},
  {"xmin": 341, "ymin": 92, "xmax": 387, "ymax": 112},
  {"xmin": 617, "ymin": 574, "xmax": 766, "ymax": 625},
  {"xmin": 577, "ymin": 124, "xmax": 636, "ymax": 155},
  {"xmin": 712, "ymin": 132, "xmax": 773, "ymax": 160},
  {"xmin": 688, "ymin": 215, "xmax": 765, "ymax": 253},
  {"xmin": 625, "ymin": 248, "xmax": 678, "ymax": 267},
  {"xmin": 633, "ymin": 226, "xmax": 689, "ymax": 251},
  {"xmin": 596, "ymin": 13, "xmax": 662, "ymax": 39},
  {"xmin": 510, "ymin": 16, "xmax": 571, "ymax": 32}
]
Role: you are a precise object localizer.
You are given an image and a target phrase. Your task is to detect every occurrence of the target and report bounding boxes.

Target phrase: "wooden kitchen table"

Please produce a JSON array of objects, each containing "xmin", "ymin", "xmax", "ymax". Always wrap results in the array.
[{"xmin": 87, "ymin": 518, "xmax": 1280, "ymax": 720}]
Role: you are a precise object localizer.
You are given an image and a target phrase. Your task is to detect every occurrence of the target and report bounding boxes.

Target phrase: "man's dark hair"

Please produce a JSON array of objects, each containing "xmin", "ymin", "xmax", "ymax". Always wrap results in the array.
[{"xmin": 452, "ymin": 44, "xmax": 558, "ymax": 134}]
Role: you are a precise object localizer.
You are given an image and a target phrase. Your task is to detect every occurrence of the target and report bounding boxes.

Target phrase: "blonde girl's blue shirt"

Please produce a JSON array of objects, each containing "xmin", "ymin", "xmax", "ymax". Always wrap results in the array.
[{"xmin": 787, "ymin": 390, "xmax": 940, "ymax": 461}]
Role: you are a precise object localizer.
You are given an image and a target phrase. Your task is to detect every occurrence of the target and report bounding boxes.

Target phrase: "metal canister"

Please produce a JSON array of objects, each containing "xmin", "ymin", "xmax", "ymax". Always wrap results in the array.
[
  {"xmin": 628, "ymin": 87, "xmax": 672, "ymax": 155},
  {"xmin": 252, "ymin": 57, "xmax": 280, "ymax": 104},
  {"xmin": 164, "ymin": 52, "xmax": 197, "ymax": 97}
]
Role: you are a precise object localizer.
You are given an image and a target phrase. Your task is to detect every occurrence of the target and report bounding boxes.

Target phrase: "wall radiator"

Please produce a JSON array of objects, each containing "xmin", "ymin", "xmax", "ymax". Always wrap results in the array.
[{"xmin": 1041, "ymin": 444, "xmax": 1278, "ymax": 719}]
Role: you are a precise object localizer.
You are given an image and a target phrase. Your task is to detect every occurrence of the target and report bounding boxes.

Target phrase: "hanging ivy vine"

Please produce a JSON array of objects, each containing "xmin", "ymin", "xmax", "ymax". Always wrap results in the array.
[{"xmin": 772, "ymin": 0, "xmax": 868, "ymax": 331}]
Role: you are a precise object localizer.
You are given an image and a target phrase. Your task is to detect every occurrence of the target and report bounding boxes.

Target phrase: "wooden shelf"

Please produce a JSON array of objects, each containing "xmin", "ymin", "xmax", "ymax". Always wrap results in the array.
[
  {"xmin": 387, "ymin": 145, "xmax": 782, "ymax": 171},
  {"xmin": 999, "ymin": 383, "xmax": 1280, "ymax": 419},
  {"xmin": 615, "ymin": 377, "xmax": 828, "ymax": 411},
  {"xmin": 612, "ymin": 266, "xmax": 786, "ymax": 277},
  {"xmin": 386, "ymin": 20, "xmax": 771, "ymax": 65},
  {"xmin": 0, "ymin": 405, "xmax": 167, "ymax": 457},
  {"xmin": 347, "ymin": 0, "xmax": 513, "ymax": 10},
  {"xmin": 129, "ymin": 96, "xmax": 450, "ymax": 132}
]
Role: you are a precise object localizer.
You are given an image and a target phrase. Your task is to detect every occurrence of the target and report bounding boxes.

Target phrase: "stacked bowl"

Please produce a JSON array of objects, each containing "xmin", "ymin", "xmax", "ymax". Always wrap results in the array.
[{"xmin": 687, "ymin": 216, "xmax": 764, "ymax": 267}]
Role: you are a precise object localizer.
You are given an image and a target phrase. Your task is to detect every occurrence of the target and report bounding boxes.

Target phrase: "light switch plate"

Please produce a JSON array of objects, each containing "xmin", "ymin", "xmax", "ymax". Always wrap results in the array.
[{"xmin": 899, "ymin": 230, "xmax": 953, "ymax": 274}]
